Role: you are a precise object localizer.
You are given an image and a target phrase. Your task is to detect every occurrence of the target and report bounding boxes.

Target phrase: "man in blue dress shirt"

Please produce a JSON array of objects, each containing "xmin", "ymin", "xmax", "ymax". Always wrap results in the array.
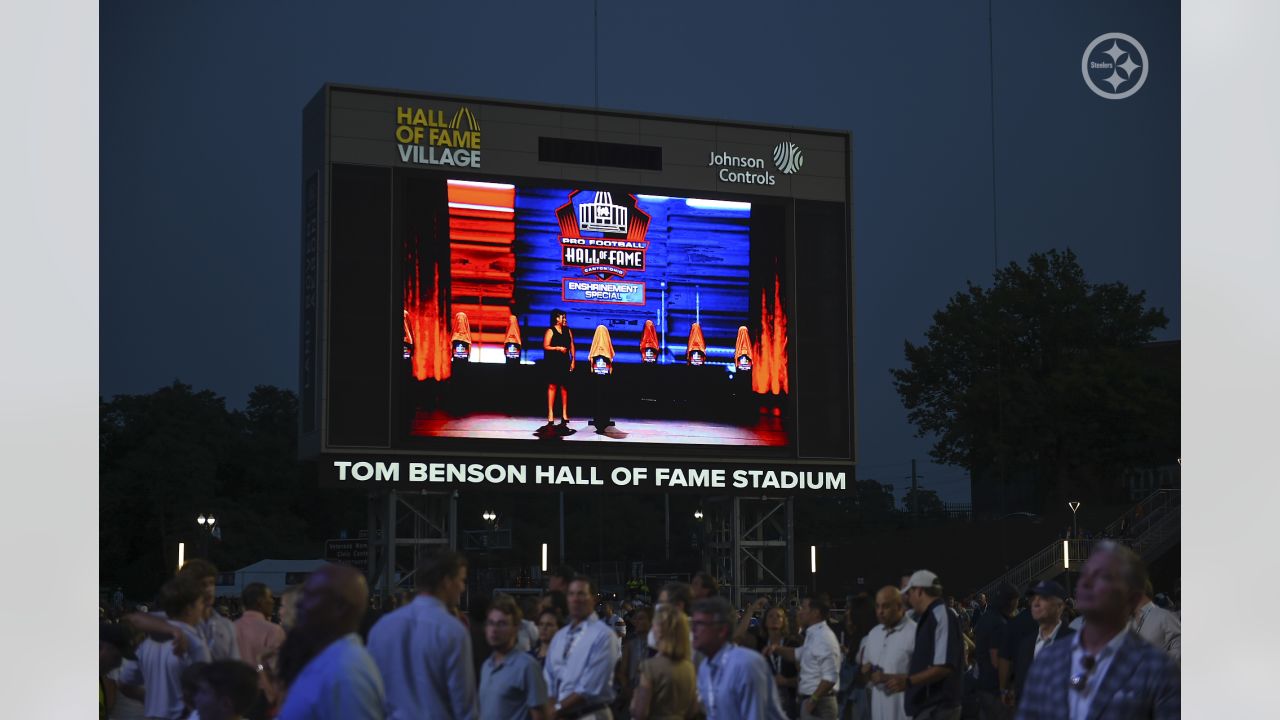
[
  {"xmin": 692, "ymin": 596, "xmax": 788, "ymax": 720},
  {"xmin": 543, "ymin": 575, "xmax": 621, "ymax": 719},
  {"xmin": 368, "ymin": 550, "xmax": 478, "ymax": 720},
  {"xmin": 480, "ymin": 595, "xmax": 551, "ymax": 720}
]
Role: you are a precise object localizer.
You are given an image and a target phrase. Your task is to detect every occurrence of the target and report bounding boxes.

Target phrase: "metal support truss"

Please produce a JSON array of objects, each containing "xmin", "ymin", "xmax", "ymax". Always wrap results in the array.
[
  {"xmin": 366, "ymin": 489, "xmax": 457, "ymax": 600},
  {"xmin": 705, "ymin": 496, "xmax": 797, "ymax": 608}
]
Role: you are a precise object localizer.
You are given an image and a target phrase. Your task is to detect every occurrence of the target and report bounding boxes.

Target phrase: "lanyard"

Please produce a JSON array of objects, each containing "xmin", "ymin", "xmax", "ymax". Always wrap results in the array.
[
  {"xmin": 707, "ymin": 656, "xmax": 721, "ymax": 718},
  {"xmin": 563, "ymin": 623, "xmax": 584, "ymax": 660},
  {"xmin": 1133, "ymin": 604, "xmax": 1153, "ymax": 635}
]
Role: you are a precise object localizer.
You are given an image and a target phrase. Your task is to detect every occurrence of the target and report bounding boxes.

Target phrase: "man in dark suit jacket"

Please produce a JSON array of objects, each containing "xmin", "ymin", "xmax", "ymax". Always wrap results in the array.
[
  {"xmin": 1015, "ymin": 543, "xmax": 1179, "ymax": 720},
  {"xmin": 1003, "ymin": 580, "xmax": 1074, "ymax": 709}
]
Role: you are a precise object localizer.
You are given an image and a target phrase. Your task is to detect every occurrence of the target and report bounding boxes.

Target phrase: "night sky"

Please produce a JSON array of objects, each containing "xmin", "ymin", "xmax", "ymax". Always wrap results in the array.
[{"xmin": 100, "ymin": 1, "xmax": 1179, "ymax": 504}]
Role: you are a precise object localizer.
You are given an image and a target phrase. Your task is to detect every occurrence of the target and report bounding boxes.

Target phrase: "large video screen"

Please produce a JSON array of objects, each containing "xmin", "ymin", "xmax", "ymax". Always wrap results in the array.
[{"xmin": 397, "ymin": 175, "xmax": 792, "ymax": 453}]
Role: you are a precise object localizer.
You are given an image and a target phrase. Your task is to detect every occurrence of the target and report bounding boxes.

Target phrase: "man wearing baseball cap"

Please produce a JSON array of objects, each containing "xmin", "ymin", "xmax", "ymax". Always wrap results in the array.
[
  {"xmin": 1001, "ymin": 580, "xmax": 1074, "ymax": 710},
  {"xmin": 882, "ymin": 570, "xmax": 963, "ymax": 720},
  {"xmin": 1015, "ymin": 542, "xmax": 1179, "ymax": 719}
]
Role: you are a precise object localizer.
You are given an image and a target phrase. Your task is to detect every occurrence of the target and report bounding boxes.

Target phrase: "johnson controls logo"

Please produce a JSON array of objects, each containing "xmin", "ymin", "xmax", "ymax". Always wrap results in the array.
[
  {"xmin": 773, "ymin": 142, "xmax": 804, "ymax": 174},
  {"xmin": 708, "ymin": 140, "xmax": 804, "ymax": 186},
  {"xmin": 1081, "ymin": 33, "xmax": 1148, "ymax": 100}
]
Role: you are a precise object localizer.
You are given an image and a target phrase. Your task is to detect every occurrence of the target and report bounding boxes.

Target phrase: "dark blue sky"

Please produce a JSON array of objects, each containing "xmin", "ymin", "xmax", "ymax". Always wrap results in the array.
[{"xmin": 100, "ymin": 1, "xmax": 1179, "ymax": 504}]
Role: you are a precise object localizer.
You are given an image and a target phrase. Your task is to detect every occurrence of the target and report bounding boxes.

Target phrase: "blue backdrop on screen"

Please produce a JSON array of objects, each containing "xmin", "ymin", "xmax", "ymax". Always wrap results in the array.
[{"xmin": 512, "ymin": 187, "xmax": 753, "ymax": 366}]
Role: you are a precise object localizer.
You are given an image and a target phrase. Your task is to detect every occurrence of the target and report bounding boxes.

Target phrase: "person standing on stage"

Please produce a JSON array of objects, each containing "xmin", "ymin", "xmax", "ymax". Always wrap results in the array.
[
  {"xmin": 542, "ymin": 309, "xmax": 576, "ymax": 435},
  {"xmin": 544, "ymin": 575, "xmax": 620, "ymax": 719}
]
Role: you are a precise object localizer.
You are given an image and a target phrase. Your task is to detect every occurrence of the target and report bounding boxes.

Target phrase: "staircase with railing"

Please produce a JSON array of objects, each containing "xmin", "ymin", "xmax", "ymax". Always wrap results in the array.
[{"xmin": 977, "ymin": 489, "xmax": 1180, "ymax": 598}]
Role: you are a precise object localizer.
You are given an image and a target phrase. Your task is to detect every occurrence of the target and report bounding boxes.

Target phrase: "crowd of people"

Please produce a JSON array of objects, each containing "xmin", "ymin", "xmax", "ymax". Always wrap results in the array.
[{"xmin": 100, "ymin": 542, "xmax": 1179, "ymax": 720}]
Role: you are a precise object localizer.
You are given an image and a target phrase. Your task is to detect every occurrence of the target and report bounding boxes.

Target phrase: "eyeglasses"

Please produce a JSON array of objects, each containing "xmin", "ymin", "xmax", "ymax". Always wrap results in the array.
[{"xmin": 1069, "ymin": 655, "xmax": 1097, "ymax": 693}]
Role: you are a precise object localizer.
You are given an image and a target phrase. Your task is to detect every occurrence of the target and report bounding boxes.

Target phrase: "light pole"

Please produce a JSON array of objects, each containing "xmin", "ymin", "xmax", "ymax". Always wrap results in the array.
[
  {"xmin": 810, "ymin": 545, "xmax": 817, "ymax": 594},
  {"xmin": 1066, "ymin": 502, "xmax": 1080, "ymax": 597},
  {"xmin": 196, "ymin": 513, "xmax": 217, "ymax": 559}
]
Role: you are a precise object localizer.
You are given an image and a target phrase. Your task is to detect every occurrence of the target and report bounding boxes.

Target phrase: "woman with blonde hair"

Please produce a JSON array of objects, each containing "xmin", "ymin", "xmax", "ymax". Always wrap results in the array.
[
  {"xmin": 734, "ymin": 600, "xmax": 801, "ymax": 715},
  {"xmin": 630, "ymin": 604, "xmax": 698, "ymax": 720}
]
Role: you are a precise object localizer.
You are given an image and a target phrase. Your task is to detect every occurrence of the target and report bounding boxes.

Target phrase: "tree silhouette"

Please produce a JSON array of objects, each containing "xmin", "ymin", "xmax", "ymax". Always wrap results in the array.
[
  {"xmin": 891, "ymin": 249, "xmax": 1174, "ymax": 511},
  {"xmin": 901, "ymin": 487, "xmax": 945, "ymax": 516},
  {"xmin": 100, "ymin": 382, "xmax": 365, "ymax": 599}
]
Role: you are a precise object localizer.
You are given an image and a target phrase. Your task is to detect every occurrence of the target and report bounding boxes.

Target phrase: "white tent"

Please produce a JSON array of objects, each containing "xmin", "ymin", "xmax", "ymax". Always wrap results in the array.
[{"xmin": 215, "ymin": 558, "xmax": 333, "ymax": 597}]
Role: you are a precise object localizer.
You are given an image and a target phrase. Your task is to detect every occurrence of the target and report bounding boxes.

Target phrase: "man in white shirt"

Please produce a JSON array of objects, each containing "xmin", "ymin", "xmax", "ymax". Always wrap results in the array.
[
  {"xmin": 859, "ymin": 586, "xmax": 916, "ymax": 720},
  {"xmin": 122, "ymin": 559, "xmax": 241, "ymax": 662},
  {"xmin": 767, "ymin": 592, "xmax": 841, "ymax": 720},
  {"xmin": 544, "ymin": 575, "xmax": 621, "ymax": 719},
  {"xmin": 180, "ymin": 559, "xmax": 242, "ymax": 661},
  {"xmin": 1131, "ymin": 581, "xmax": 1180, "ymax": 662},
  {"xmin": 121, "ymin": 575, "xmax": 213, "ymax": 720}
]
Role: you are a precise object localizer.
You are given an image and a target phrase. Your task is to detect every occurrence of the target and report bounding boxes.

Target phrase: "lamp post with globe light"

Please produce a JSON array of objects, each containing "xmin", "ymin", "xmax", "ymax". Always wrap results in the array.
[{"xmin": 196, "ymin": 513, "xmax": 217, "ymax": 559}]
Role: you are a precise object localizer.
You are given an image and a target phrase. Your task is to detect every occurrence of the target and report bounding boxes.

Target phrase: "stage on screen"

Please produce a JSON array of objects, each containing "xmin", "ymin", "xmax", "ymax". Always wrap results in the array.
[{"xmin": 399, "ymin": 177, "xmax": 791, "ymax": 450}]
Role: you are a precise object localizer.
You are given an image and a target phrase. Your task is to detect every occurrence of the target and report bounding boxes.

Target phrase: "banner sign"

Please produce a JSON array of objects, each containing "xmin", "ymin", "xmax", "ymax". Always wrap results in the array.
[
  {"xmin": 320, "ymin": 455, "xmax": 851, "ymax": 496},
  {"xmin": 562, "ymin": 278, "xmax": 646, "ymax": 305}
]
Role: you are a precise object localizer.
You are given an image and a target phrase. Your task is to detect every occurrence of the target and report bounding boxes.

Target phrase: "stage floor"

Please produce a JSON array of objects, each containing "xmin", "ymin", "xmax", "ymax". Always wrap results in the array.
[{"xmin": 410, "ymin": 411, "xmax": 787, "ymax": 446}]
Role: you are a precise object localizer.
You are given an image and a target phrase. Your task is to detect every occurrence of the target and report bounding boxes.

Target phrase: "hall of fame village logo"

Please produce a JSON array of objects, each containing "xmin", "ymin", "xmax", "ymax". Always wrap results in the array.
[{"xmin": 394, "ymin": 104, "xmax": 482, "ymax": 167}]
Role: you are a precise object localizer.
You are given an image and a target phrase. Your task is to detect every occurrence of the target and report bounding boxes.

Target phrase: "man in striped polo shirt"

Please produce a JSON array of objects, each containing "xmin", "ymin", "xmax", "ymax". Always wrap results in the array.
[{"xmin": 883, "ymin": 570, "xmax": 963, "ymax": 720}]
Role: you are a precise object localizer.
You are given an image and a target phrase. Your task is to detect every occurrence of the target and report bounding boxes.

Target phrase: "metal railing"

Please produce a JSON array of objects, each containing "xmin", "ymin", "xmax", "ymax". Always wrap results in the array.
[
  {"xmin": 1101, "ymin": 489, "xmax": 1180, "ymax": 539},
  {"xmin": 977, "ymin": 489, "xmax": 1180, "ymax": 598}
]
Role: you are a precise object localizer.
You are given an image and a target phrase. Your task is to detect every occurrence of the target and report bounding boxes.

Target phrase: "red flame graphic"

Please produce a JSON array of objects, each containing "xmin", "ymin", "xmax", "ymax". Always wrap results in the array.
[
  {"xmin": 752, "ymin": 274, "xmax": 789, "ymax": 395},
  {"xmin": 404, "ymin": 243, "xmax": 452, "ymax": 381}
]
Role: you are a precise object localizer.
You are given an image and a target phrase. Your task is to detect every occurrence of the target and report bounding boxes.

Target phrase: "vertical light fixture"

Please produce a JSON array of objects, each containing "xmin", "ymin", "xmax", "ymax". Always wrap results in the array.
[
  {"xmin": 541, "ymin": 543, "xmax": 548, "ymax": 573},
  {"xmin": 1063, "ymin": 540, "xmax": 1070, "ymax": 569},
  {"xmin": 177, "ymin": 542, "xmax": 185, "ymax": 572},
  {"xmin": 810, "ymin": 545, "xmax": 817, "ymax": 574}
]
